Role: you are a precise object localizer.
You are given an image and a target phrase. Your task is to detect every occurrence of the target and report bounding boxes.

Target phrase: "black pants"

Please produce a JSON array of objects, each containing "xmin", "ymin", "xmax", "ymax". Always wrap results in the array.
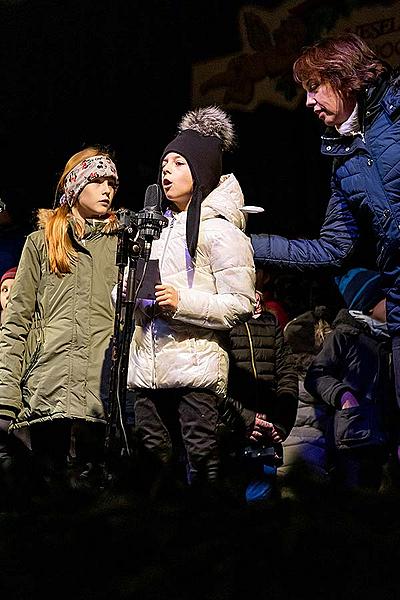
[
  {"xmin": 30, "ymin": 419, "xmax": 105, "ymax": 491},
  {"xmin": 134, "ymin": 388, "xmax": 220, "ymax": 485},
  {"xmin": 334, "ymin": 445, "xmax": 388, "ymax": 491}
]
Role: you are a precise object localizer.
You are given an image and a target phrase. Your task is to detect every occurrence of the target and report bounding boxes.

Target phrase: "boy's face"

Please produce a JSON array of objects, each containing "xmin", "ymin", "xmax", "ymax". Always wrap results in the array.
[
  {"xmin": 161, "ymin": 152, "xmax": 193, "ymax": 211},
  {"xmin": 369, "ymin": 298, "xmax": 386, "ymax": 323},
  {"xmin": 1, "ymin": 277, "xmax": 15, "ymax": 312}
]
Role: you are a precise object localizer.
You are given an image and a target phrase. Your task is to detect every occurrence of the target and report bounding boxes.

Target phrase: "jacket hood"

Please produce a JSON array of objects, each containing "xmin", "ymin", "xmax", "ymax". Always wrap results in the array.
[
  {"xmin": 200, "ymin": 173, "xmax": 248, "ymax": 231},
  {"xmin": 38, "ymin": 208, "xmax": 113, "ymax": 228},
  {"xmin": 332, "ymin": 308, "xmax": 370, "ymax": 335}
]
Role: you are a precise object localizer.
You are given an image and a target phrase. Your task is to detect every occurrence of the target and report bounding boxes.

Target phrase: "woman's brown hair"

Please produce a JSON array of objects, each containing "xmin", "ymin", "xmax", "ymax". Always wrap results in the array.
[
  {"xmin": 37, "ymin": 147, "xmax": 119, "ymax": 276},
  {"xmin": 293, "ymin": 33, "xmax": 388, "ymax": 93}
]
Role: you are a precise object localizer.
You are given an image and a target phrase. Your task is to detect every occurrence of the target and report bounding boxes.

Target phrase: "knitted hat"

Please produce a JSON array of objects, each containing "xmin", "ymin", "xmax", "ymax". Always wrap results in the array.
[
  {"xmin": 159, "ymin": 105, "xmax": 236, "ymax": 258},
  {"xmin": 335, "ymin": 267, "xmax": 384, "ymax": 313},
  {"xmin": 1, "ymin": 266, "xmax": 17, "ymax": 285},
  {"xmin": 284, "ymin": 306, "xmax": 331, "ymax": 354},
  {"xmin": 59, "ymin": 155, "xmax": 119, "ymax": 208}
]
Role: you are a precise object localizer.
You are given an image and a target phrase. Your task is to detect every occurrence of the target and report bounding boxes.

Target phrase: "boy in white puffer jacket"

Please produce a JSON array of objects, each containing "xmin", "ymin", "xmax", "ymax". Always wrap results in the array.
[{"xmin": 127, "ymin": 106, "xmax": 255, "ymax": 490}]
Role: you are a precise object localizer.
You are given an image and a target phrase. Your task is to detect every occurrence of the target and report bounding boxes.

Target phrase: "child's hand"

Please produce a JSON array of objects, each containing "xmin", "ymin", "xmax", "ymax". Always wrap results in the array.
[
  {"xmin": 249, "ymin": 413, "xmax": 283, "ymax": 444},
  {"xmin": 340, "ymin": 391, "xmax": 359, "ymax": 409},
  {"xmin": 155, "ymin": 284, "xmax": 179, "ymax": 312}
]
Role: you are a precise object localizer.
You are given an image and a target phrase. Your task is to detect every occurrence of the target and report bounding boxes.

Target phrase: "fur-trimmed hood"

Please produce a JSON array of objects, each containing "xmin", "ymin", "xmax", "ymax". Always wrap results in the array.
[{"xmin": 36, "ymin": 208, "xmax": 119, "ymax": 238}]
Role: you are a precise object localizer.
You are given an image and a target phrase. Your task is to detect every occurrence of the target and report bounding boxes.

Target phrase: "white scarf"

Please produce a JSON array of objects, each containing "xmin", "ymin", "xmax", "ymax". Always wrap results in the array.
[{"xmin": 336, "ymin": 103, "xmax": 361, "ymax": 137}]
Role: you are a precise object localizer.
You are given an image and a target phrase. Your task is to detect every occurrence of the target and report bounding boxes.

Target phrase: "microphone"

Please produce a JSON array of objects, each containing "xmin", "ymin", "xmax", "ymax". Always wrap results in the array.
[{"xmin": 135, "ymin": 184, "xmax": 168, "ymax": 261}]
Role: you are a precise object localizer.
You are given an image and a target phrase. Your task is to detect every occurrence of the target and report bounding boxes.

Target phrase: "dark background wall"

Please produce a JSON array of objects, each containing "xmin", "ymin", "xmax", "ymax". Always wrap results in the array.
[{"xmin": 0, "ymin": 0, "xmax": 331, "ymax": 231}]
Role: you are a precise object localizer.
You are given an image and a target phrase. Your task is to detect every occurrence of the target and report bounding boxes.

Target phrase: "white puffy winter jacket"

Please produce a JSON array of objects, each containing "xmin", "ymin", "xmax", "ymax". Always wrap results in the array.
[{"xmin": 127, "ymin": 173, "xmax": 255, "ymax": 397}]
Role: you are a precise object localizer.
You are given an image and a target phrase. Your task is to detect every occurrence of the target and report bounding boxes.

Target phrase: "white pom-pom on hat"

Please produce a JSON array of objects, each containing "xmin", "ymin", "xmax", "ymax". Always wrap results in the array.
[{"xmin": 178, "ymin": 105, "xmax": 236, "ymax": 152}]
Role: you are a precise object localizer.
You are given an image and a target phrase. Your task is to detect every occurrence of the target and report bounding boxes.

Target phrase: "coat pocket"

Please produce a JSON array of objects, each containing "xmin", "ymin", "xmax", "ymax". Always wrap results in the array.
[{"xmin": 334, "ymin": 404, "xmax": 387, "ymax": 450}]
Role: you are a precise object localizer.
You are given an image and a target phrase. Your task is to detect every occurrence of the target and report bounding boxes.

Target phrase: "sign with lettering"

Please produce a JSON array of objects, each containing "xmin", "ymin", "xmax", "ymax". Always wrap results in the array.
[{"xmin": 192, "ymin": 0, "xmax": 400, "ymax": 111}]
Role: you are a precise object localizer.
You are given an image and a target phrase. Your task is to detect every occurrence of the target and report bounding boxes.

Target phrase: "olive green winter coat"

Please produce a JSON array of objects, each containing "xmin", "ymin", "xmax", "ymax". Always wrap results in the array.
[{"xmin": 0, "ymin": 219, "xmax": 118, "ymax": 428}]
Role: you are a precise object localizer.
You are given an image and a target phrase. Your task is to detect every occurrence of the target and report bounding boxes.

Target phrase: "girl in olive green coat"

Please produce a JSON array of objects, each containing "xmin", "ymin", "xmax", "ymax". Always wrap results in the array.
[{"xmin": 0, "ymin": 147, "xmax": 120, "ymax": 489}]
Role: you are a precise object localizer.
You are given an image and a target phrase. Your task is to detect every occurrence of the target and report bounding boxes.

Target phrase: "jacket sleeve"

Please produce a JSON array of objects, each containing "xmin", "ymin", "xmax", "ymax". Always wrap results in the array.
[
  {"xmin": 0, "ymin": 237, "xmax": 41, "ymax": 419},
  {"xmin": 217, "ymin": 395, "xmax": 256, "ymax": 437},
  {"xmin": 271, "ymin": 322, "xmax": 299, "ymax": 440},
  {"xmin": 304, "ymin": 330, "xmax": 354, "ymax": 408},
  {"xmin": 251, "ymin": 179, "xmax": 359, "ymax": 270},
  {"xmin": 174, "ymin": 224, "xmax": 255, "ymax": 330}
]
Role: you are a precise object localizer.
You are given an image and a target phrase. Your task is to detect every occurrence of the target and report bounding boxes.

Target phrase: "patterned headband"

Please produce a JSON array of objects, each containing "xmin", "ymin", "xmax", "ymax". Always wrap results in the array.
[{"xmin": 59, "ymin": 155, "xmax": 119, "ymax": 207}]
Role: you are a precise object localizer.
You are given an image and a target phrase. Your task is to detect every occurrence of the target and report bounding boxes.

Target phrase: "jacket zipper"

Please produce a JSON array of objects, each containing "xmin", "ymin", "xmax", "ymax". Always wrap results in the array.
[
  {"xmin": 20, "ymin": 313, "xmax": 43, "ymax": 385},
  {"xmin": 246, "ymin": 322, "xmax": 261, "ymax": 411},
  {"xmin": 152, "ymin": 214, "xmax": 175, "ymax": 387},
  {"xmin": 20, "ymin": 343, "xmax": 42, "ymax": 386},
  {"xmin": 245, "ymin": 322, "xmax": 258, "ymax": 380}
]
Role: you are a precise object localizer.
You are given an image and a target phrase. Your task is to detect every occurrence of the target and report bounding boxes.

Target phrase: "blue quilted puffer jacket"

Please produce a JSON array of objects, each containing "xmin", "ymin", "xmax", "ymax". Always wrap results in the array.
[{"xmin": 252, "ymin": 70, "xmax": 400, "ymax": 334}]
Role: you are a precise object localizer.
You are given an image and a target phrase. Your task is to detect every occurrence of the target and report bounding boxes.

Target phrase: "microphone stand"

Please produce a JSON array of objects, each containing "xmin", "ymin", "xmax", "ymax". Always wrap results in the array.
[
  {"xmin": 103, "ymin": 211, "xmax": 143, "ymax": 485},
  {"xmin": 102, "ymin": 186, "xmax": 168, "ymax": 487}
]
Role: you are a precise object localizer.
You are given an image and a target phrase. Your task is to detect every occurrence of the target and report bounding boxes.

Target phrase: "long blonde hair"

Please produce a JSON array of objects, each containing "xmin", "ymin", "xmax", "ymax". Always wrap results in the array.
[{"xmin": 37, "ymin": 147, "xmax": 119, "ymax": 276}]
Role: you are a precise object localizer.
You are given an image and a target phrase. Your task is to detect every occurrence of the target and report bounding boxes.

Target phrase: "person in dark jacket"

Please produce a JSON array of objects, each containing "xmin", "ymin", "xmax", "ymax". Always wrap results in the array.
[
  {"xmin": 304, "ymin": 268, "xmax": 397, "ymax": 491},
  {"xmin": 0, "ymin": 204, "xmax": 28, "ymax": 280},
  {"xmin": 279, "ymin": 306, "xmax": 334, "ymax": 485},
  {"xmin": 218, "ymin": 290, "xmax": 298, "ymax": 503},
  {"xmin": 250, "ymin": 33, "xmax": 400, "ymax": 411}
]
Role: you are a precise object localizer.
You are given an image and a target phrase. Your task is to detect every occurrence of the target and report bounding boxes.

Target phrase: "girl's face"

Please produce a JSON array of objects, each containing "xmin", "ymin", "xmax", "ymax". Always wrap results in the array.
[
  {"xmin": 72, "ymin": 176, "xmax": 117, "ymax": 220},
  {"xmin": 1, "ymin": 277, "xmax": 15, "ymax": 312},
  {"xmin": 303, "ymin": 76, "xmax": 356, "ymax": 127},
  {"xmin": 161, "ymin": 152, "xmax": 193, "ymax": 211}
]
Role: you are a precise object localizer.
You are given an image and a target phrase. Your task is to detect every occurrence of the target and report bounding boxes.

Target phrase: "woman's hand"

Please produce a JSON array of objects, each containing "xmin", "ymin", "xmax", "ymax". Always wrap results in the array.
[{"xmin": 155, "ymin": 284, "xmax": 179, "ymax": 312}]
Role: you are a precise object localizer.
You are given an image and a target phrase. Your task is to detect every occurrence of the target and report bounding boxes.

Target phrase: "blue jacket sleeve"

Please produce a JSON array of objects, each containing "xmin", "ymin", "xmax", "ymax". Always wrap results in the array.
[{"xmin": 251, "ymin": 180, "xmax": 359, "ymax": 270}]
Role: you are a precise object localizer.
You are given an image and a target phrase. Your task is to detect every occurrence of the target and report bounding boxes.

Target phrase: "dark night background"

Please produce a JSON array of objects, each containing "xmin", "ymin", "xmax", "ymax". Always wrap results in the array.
[
  {"xmin": 1, "ymin": 0, "xmax": 392, "ymax": 313},
  {"xmin": 0, "ymin": 0, "xmax": 331, "ymax": 228}
]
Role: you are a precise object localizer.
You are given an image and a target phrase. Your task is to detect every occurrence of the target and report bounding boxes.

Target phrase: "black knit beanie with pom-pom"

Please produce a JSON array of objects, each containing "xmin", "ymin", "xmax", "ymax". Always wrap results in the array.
[{"xmin": 159, "ymin": 105, "xmax": 236, "ymax": 259}]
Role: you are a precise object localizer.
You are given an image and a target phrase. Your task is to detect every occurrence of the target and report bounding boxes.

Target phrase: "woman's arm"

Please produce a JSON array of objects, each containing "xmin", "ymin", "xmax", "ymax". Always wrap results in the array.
[{"xmin": 251, "ymin": 181, "xmax": 359, "ymax": 269}]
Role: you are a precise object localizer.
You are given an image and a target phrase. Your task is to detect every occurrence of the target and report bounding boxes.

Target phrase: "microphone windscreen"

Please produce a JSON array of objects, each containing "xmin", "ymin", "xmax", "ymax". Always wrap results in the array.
[{"xmin": 143, "ymin": 184, "xmax": 162, "ymax": 212}]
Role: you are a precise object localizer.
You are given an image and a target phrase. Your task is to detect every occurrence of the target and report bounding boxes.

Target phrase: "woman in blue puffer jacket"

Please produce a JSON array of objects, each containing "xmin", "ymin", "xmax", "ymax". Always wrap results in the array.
[{"xmin": 251, "ymin": 33, "xmax": 400, "ymax": 408}]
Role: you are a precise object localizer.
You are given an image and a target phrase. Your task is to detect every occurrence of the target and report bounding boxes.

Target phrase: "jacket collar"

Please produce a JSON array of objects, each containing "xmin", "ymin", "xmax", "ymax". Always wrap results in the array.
[
  {"xmin": 362, "ymin": 68, "xmax": 399, "ymax": 123},
  {"xmin": 67, "ymin": 216, "xmax": 110, "ymax": 242},
  {"xmin": 320, "ymin": 133, "xmax": 366, "ymax": 157}
]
